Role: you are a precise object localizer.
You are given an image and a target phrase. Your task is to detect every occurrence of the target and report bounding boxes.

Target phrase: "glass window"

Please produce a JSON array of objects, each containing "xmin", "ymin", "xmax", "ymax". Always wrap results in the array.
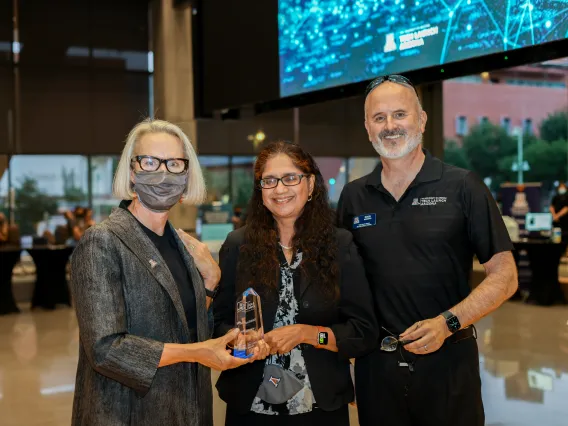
[
  {"xmin": 501, "ymin": 117, "xmax": 511, "ymax": 135},
  {"xmin": 314, "ymin": 157, "xmax": 347, "ymax": 207},
  {"xmin": 348, "ymin": 157, "xmax": 379, "ymax": 182},
  {"xmin": 91, "ymin": 156, "xmax": 119, "ymax": 222},
  {"xmin": 9, "ymin": 155, "xmax": 89, "ymax": 236},
  {"xmin": 456, "ymin": 116, "xmax": 468, "ymax": 136},
  {"xmin": 523, "ymin": 118, "xmax": 533, "ymax": 135},
  {"xmin": 199, "ymin": 156, "xmax": 230, "ymax": 204},
  {"xmin": 444, "ymin": 57, "xmax": 568, "ymax": 212},
  {"xmin": 231, "ymin": 157, "xmax": 255, "ymax": 209},
  {"xmin": 479, "ymin": 116, "xmax": 489, "ymax": 125},
  {"xmin": 19, "ymin": 2, "xmax": 150, "ymax": 70},
  {"xmin": 0, "ymin": 155, "xmax": 8, "ymax": 215}
]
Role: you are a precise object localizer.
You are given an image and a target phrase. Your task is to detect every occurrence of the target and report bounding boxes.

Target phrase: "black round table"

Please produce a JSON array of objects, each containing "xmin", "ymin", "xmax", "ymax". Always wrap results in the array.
[
  {"xmin": 513, "ymin": 240, "xmax": 566, "ymax": 306},
  {"xmin": 0, "ymin": 247, "xmax": 22, "ymax": 315},
  {"xmin": 28, "ymin": 245, "xmax": 74, "ymax": 310}
]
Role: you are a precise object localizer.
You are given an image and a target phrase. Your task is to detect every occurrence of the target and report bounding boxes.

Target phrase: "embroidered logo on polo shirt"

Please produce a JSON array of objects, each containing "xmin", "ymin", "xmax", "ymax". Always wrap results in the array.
[{"xmin": 412, "ymin": 197, "xmax": 447, "ymax": 206}]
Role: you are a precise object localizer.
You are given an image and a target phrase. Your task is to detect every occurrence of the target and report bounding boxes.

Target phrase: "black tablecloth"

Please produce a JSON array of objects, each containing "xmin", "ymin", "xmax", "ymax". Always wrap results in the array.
[
  {"xmin": 0, "ymin": 248, "xmax": 22, "ymax": 315},
  {"xmin": 28, "ymin": 246, "xmax": 74, "ymax": 310},
  {"xmin": 513, "ymin": 241, "xmax": 566, "ymax": 306}
]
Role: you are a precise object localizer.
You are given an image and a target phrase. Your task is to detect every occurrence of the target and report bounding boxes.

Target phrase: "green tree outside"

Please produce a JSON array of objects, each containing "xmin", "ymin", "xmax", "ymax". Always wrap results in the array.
[
  {"xmin": 15, "ymin": 176, "xmax": 59, "ymax": 235},
  {"xmin": 539, "ymin": 110, "xmax": 568, "ymax": 143},
  {"xmin": 444, "ymin": 139, "xmax": 471, "ymax": 170},
  {"xmin": 445, "ymin": 110, "xmax": 567, "ymax": 193},
  {"xmin": 62, "ymin": 166, "xmax": 87, "ymax": 203}
]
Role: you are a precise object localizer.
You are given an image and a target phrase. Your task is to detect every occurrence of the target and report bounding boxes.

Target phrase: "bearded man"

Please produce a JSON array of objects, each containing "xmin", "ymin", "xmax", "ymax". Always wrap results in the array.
[{"xmin": 337, "ymin": 75, "xmax": 518, "ymax": 426}]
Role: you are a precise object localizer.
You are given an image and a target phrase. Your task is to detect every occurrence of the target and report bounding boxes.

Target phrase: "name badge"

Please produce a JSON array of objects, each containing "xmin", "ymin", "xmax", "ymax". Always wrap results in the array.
[{"xmin": 353, "ymin": 213, "xmax": 376, "ymax": 229}]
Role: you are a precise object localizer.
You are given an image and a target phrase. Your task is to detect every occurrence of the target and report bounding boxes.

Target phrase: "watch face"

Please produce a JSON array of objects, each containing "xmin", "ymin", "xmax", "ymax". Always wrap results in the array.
[
  {"xmin": 448, "ymin": 316, "xmax": 460, "ymax": 332},
  {"xmin": 318, "ymin": 332, "xmax": 328, "ymax": 345}
]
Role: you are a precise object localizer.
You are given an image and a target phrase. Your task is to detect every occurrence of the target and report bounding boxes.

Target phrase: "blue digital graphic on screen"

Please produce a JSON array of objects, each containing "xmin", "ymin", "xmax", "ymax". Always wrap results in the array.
[{"xmin": 278, "ymin": 0, "xmax": 568, "ymax": 97}]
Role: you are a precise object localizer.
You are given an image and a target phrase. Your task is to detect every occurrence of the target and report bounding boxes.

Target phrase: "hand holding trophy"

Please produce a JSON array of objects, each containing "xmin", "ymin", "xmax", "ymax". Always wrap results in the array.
[{"xmin": 234, "ymin": 288, "xmax": 265, "ymax": 358}]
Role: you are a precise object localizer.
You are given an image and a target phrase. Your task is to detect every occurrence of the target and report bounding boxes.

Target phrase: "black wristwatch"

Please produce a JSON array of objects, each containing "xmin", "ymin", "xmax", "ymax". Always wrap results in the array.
[
  {"xmin": 441, "ymin": 311, "xmax": 461, "ymax": 334},
  {"xmin": 205, "ymin": 286, "xmax": 219, "ymax": 299}
]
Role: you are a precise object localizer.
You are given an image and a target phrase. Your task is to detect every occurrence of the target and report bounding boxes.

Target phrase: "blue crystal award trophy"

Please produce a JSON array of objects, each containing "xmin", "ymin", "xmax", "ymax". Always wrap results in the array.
[{"xmin": 234, "ymin": 288, "xmax": 264, "ymax": 359}]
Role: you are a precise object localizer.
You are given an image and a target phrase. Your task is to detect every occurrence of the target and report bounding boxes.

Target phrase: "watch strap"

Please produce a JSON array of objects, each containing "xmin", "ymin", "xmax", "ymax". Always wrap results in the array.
[
  {"xmin": 441, "ymin": 310, "xmax": 461, "ymax": 333},
  {"xmin": 205, "ymin": 286, "xmax": 218, "ymax": 299}
]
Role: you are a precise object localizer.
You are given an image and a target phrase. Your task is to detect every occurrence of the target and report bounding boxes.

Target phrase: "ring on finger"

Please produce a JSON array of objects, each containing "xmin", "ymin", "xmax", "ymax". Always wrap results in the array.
[{"xmin": 189, "ymin": 244, "xmax": 196, "ymax": 251}]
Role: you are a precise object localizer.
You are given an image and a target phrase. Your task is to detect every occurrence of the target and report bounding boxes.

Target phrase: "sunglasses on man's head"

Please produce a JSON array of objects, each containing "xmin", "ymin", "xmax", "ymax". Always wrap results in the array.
[{"xmin": 365, "ymin": 74, "xmax": 417, "ymax": 97}]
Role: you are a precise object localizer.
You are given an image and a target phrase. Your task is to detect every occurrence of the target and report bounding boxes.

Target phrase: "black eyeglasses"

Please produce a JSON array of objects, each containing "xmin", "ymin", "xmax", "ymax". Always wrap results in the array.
[
  {"xmin": 365, "ymin": 74, "xmax": 417, "ymax": 97},
  {"xmin": 380, "ymin": 326, "xmax": 415, "ymax": 352},
  {"xmin": 259, "ymin": 174, "xmax": 310, "ymax": 189},
  {"xmin": 380, "ymin": 326, "xmax": 417, "ymax": 371},
  {"xmin": 131, "ymin": 155, "xmax": 189, "ymax": 174}
]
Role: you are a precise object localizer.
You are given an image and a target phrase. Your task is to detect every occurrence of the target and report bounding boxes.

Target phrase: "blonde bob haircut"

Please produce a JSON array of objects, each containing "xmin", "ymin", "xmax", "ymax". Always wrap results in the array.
[{"xmin": 112, "ymin": 119, "xmax": 206, "ymax": 205}]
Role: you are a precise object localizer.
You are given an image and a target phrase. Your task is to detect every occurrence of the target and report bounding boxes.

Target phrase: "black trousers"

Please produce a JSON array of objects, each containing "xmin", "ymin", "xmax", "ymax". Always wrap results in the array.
[
  {"xmin": 355, "ymin": 337, "xmax": 484, "ymax": 426},
  {"xmin": 225, "ymin": 405, "xmax": 349, "ymax": 426}
]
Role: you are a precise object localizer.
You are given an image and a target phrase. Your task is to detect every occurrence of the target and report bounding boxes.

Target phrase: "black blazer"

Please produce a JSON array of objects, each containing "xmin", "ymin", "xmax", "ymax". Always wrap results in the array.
[{"xmin": 213, "ymin": 226, "xmax": 378, "ymax": 414}]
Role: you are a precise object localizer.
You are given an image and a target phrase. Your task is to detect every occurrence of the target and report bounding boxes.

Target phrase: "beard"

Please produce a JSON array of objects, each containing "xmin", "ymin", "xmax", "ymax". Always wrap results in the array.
[{"xmin": 371, "ymin": 127, "xmax": 423, "ymax": 159}]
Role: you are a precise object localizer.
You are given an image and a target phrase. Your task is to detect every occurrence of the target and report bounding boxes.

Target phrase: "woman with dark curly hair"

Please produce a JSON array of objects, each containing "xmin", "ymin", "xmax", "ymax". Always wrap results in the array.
[{"xmin": 212, "ymin": 141, "xmax": 378, "ymax": 426}]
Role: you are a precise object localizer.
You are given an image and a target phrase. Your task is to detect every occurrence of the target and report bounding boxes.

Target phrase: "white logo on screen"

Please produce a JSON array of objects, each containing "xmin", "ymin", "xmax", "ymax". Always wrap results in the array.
[{"xmin": 384, "ymin": 33, "xmax": 397, "ymax": 53}]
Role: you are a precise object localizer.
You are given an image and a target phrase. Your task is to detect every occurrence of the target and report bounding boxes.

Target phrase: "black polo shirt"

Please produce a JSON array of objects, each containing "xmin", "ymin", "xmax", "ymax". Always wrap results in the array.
[{"xmin": 337, "ymin": 150, "xmax": 513, "ymax": 334}]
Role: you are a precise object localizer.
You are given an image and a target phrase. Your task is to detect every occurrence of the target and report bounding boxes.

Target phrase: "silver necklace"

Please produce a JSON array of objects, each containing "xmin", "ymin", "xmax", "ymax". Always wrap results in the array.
[{"xmin": 278, "ymin": 242, "xmax": 293, "ymax": 250}]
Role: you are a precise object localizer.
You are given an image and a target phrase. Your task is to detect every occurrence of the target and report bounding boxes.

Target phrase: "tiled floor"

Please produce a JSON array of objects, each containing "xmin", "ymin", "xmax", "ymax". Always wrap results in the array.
[{"xmin": 0, "ymin": 301, "xmax": 567, "ymax": 426}]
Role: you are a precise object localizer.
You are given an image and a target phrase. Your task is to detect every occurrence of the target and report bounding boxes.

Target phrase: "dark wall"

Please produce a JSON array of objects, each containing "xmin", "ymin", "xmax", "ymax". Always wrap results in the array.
[
  {"xmin": 0, "ymin": 66, "xmax": 12, "ymax": 153},
  {"xmin": 18, "ymin": 69, "xmax": 149, "ymax": 154},
  {"xmin": 1, "ymin": 0, "xmax": 151, "ymax": 155},
  {"xmin": 0, "ymin": 0, "xmax": 13, "ymax": 153},
  {"xmin": 196, "ymin": 95, "xmax": 375, "ymax": 157},
  {"xmin": 196, "ymin": 0, "xmax": 279, "ymax": 115},
  {"xmin": 195, "ymin": 87, "xmax": 444, "ymax": 158}
]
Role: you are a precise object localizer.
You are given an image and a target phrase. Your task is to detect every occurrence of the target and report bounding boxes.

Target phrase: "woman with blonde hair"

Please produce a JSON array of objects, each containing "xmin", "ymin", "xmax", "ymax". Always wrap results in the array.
[{"xmin": 70, "ymin": 119, "xmax": 268, "ymax": 426}]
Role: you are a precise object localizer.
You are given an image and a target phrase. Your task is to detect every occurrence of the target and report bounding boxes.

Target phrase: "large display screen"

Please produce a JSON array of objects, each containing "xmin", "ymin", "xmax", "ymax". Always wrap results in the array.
[{"xmin": 278, "ymin": 0, "xmax": 568, "ymax": 97}]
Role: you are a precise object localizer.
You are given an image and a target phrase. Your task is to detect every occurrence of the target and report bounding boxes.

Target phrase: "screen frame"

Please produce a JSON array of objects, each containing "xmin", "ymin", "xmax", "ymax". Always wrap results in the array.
[
  {"xmin": 256, "ymin": 37, "xmax": 568, "ymax": 114},
  {"xmin": 525, "ymin": 212, "xmax": 554, "ymax": 232}
]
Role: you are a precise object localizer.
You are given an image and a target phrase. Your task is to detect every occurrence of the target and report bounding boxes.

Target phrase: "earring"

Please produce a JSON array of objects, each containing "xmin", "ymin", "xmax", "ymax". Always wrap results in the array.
[{"xmin": 308, "ymin": 195, "xmax": 312, "ymax": 202}]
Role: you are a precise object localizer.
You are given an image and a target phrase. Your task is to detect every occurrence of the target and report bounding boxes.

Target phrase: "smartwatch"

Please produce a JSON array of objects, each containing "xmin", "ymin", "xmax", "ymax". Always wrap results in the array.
[
  {"xmin": 316, "ymin": 326, "xmax": 328, "ymax": 347},
  {"xmin": 441, "ymin": 311, "xmax": 461, "ymax": 334},
  {"xmin": 205, "ymin": 286, "xmax": 219, "ymax": 299}
]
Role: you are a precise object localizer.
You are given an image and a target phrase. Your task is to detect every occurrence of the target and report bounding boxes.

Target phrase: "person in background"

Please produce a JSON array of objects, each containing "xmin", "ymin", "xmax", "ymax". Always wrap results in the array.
[
  {"xmin": 83, "ymin": 208, "xmax": 96, "ymax": 231},
  {"xmin": 64, "ymin": 210, "xmax": 82, "ymax": 245},
  {"xmin": 6, "ymin": 223, "xmax": 20, "ymax": 247},
  {"xmin": 550, "ymin": 182, "xmax": 568, "ymax": 243},
  {"xmin": 231, "ymin": 206, "xmax": 245, "ymax": 229},
  {"xmin": 54, "ymin": 225, "xmax": 70, "ymax": 245}
]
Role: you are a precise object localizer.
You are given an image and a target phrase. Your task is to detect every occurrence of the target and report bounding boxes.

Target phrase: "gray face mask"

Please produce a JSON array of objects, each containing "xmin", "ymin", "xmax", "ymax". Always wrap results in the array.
[
  {"xmin": 256, "ymin": 363, "xmax": 303, "ymax": 405},
  {"xmin": 132, "ymin": 171, "xmax": 188, "ymax": 212}
]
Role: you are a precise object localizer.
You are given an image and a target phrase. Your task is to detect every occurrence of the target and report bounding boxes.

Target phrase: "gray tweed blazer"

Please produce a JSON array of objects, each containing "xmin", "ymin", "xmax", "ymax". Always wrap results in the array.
[{"xmin": 70, "ymin": 207, "xmax": 213, "ymax": 426}]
